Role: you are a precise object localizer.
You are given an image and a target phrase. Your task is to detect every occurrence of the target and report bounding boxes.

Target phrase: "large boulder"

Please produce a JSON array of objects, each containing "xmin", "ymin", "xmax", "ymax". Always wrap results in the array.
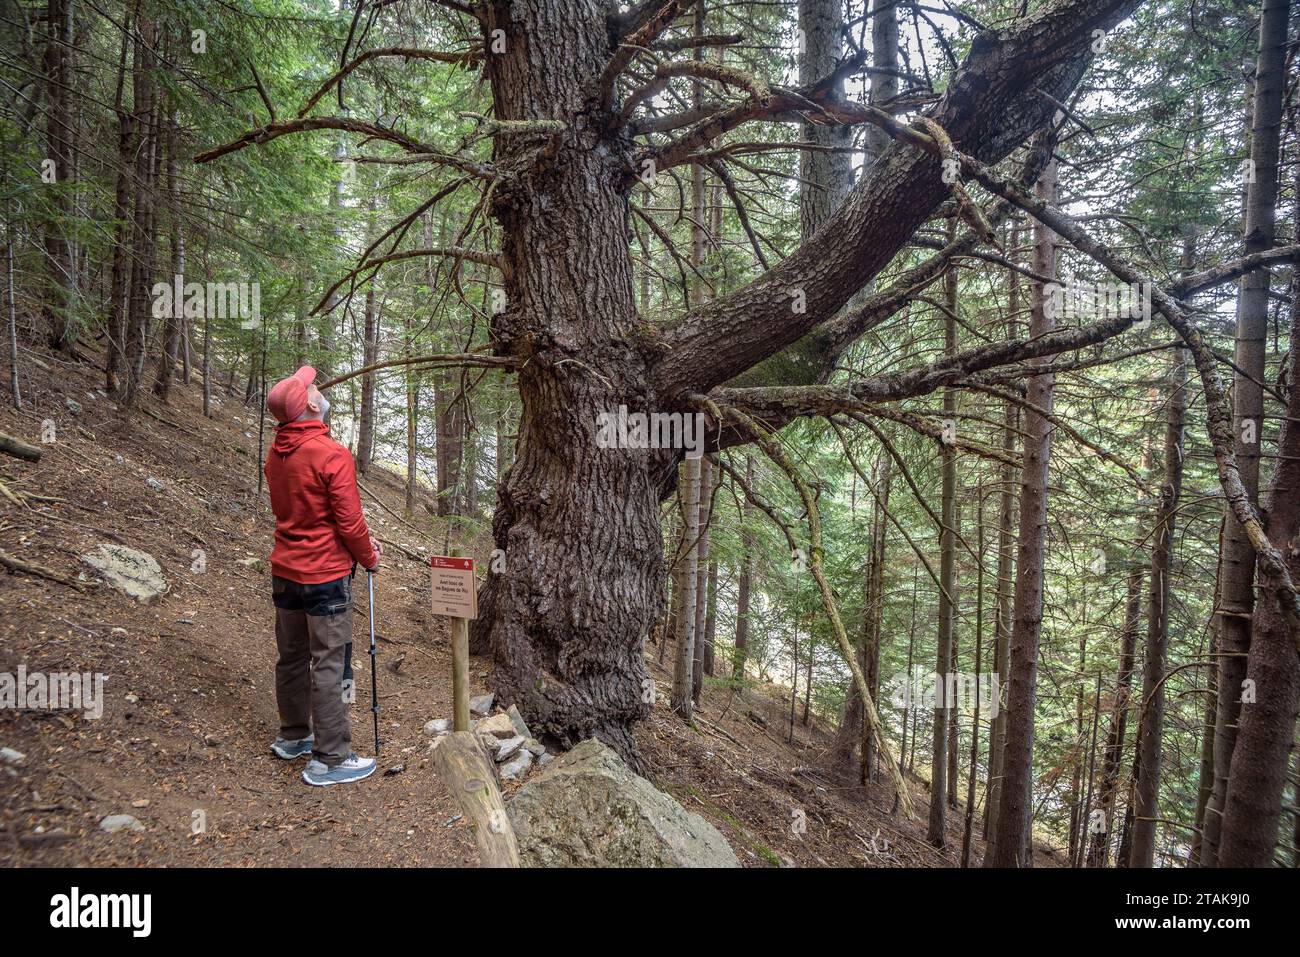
[
  {"xmin": 505, "ymin": 738, "xmax": 740, "ymax": 868},
  {"xmin": 81, "ymin": 544, "xmax": 168, "ymax": 603}
]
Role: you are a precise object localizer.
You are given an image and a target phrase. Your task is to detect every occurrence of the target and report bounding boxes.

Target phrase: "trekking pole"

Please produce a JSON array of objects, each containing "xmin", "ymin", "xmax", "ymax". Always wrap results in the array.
[{"xmin": 367, "ymin": 569, "xmax": 380, "ymax": 756}]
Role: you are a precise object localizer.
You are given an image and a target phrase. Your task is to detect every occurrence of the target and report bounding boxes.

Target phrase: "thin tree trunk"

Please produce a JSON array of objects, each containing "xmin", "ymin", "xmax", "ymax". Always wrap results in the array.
[
  {"xmin": 702, "ymin": 559, "xmax": 718, "ymax": 677},
  {"xmin": 105, "ymin": 7, "xmax": 134, "ymax": 395},
  {"xmin": 985, "ymin": 223, "xmax": 1021, "ymax": 839},
  {"xmin": 928, "ymin": 229, "xmax": 960, "ymax": 848},
  {"xmin": 948, "ymin": 505, "xmax": 962, "ymax": 811},
  {"xmin": 1077, "ymin": 673, "xmax": 1103, "ymax": 867},
  {"xmin": 1189, "ymin": 621, "xmax": 1219, "ymax": 865},
  {"xmin": 122, "ymin": 9, "xmax": 158, "ymax": 408},
  {"xmin": 985, "ymin": 157, "xmax": 1058, "ymax": 867},
  {"xmin": 903, "ymin": 562, "xmax": 919, "ymax": 775},
  {"xmin": 863, "ymin": 455, "xmax": 892, "ymax": 782},
  {"xmin": 691, "ymin": 455, "xmax": 714, "ymax": 703},
  {"xmin": 356, "ymin": 287, "xmax": 379, "ymax": 472},
  {"xmin": 6, "ymin": 209, "xmax": 20, "ymax": 409},
  {"xmin": 802, "ymin": 634, "xmax": 813, "ymax": 725},
  {"xmin": 1128, "ymin": 346, "xmax": 1189, "ymax": 867},
  {"xmin": 671, "ymin": 457, "xmax": 702, "ymax": 721},
  {"xmin": 41, "ymin": 0, "xmax": 75, "ymax": 351},
  {"xmin": 1087, "ymin": 556, "xmax": 1143, "ymax": 867},
  {"xmin": 961, "ymin": 486, "xmax": 986, "ymax": 867},
  {"xmin": 153, "ymin": 109, "xmax": 182, "ymax": 401},
  {"xmin": 733, "ymin": 455, "xmax": 755, "ymax": 680}
]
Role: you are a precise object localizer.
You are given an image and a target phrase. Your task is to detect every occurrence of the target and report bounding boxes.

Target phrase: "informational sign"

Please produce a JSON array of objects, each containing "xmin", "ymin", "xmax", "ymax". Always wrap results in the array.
[{"xmin": 431, "ymin": 556, "xmax": 477, "ymax": 619}]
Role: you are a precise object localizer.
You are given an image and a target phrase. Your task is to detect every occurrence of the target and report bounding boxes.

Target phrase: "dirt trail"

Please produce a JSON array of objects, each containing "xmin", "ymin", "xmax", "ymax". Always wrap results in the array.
[{"xmin": 0, "ymin": 350, "xmax": 1062, "ymax": 867}]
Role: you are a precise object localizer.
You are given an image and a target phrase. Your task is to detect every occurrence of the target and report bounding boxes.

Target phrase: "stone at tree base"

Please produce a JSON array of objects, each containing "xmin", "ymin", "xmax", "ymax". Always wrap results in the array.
[
  {"xmin": 474, "ymin": 713, "xmax": 516, "ymax": 738},
  {"xmin": 424, "ymin": 718, "xmax": 452, "ymax": 735},
  {"xmin": 490, "ymin": 735, "xmax": 525, "ymax": 762},
  {"xmin": 81, "ymin": 544, "xmax": 168, "ymax": 603},
  {"xmin": 506, "ymin": 704, "xmax": 531, "ymax": 738},
  {"xmin": 469, "ymin": 693, "xmax": 495, "ymax": 716},
  {"xmin": 505, "ymin": 739, "xmax": 740, "ymax": 868},
  {"xmin": 498, "ymin": 748, "xmax": 533, "ymax": 781}
]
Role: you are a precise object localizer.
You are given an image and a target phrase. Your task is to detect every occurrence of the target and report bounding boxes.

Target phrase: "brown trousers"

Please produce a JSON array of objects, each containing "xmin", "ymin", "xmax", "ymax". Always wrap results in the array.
[{"xmin": 272, "ymin": 574, "xmax": 353, "ymax": 766}]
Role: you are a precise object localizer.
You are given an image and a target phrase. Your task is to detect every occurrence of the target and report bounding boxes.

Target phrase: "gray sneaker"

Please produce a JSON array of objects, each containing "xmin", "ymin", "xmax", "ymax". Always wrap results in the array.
[
  {"xmin": 271, "ymin": 734, "xmax": 314, "ymax": 760},
  {"xmin": 302, "ymin": 753, "xmax": 377, "ymax": 787}
]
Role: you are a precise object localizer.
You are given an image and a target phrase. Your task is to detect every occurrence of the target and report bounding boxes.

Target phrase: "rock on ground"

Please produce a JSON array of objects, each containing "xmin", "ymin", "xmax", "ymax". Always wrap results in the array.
[
  {"xmin": 99, "ymin": 814, "xmax": 145, "ymax": 833},
  {"xmin": 474, "ymin": 713, "xmax": 515, "ymax": 738},
  {"xmin": 506, "ymin": 739, "xmax": 740, "ymax": 868},
  {"xmin": 81, "ymin": 544, "xmax": 168, "ymax": 603},
  {"xmin": 506, "ymin": 704, "xmax": 530, "ymax": 738},
  {"xmin": 498, "ymin": 748, "xmax": 533, "ymax": 781}
]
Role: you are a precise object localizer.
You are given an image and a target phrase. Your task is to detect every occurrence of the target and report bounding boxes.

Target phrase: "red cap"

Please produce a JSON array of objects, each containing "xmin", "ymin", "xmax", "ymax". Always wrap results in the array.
[{"xmin": 267, "ymin": 366, "xmax": 317, "ymax": 423}]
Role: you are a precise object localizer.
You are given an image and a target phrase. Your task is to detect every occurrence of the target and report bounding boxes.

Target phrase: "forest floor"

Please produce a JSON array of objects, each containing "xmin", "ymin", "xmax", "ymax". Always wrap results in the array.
[{"xmin": 0, "ymin": 348, "xmax": 1064, "ymax": 867}]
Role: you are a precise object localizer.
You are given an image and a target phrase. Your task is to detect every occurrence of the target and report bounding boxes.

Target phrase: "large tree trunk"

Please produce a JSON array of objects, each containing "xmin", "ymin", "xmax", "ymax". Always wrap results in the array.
[
  {"xmin": 1201, "ymin": 0, "xmax": 1289, "ymax": 868},
  {"xmin": 1217, "ymin": 185, "xmax": 1300, "ymax": 867},
  {"xmin": 985, "ymin": 157, "xmax": 1058, "ymax": 867},
  {"xmin": 1128, "ymin": 346, "xmax": 1189, "ymax": 867},
  {"xmin": 464, "ymin": 0, "xmax": 1139, "ymax": 764},
  {"xmin": 467, "ymin": 1, "xmax": 665, "ymax": 762}
]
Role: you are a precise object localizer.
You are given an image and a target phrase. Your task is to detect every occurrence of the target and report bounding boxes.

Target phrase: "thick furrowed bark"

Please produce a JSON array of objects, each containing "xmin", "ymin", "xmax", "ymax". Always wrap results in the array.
[
  {"xmin": 474, "ymin": 367, "xmax": 663, "ymax": 762},
  {"xmin": 469, "ymin": 0, "xmax": 669, "ymax": 763}
]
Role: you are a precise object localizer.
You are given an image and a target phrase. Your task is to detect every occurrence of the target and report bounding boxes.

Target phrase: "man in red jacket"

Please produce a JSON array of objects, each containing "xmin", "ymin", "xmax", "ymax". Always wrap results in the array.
[{"xmin": 264, "ymin": 365, "xmax": 382, "ymax": 786}]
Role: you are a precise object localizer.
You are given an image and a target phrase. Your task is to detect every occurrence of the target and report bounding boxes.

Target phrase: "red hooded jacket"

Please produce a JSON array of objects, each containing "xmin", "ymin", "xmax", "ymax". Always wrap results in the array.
[{"xmin": 264, "ymin": 420, "xmax": 377, "ymax": 584}]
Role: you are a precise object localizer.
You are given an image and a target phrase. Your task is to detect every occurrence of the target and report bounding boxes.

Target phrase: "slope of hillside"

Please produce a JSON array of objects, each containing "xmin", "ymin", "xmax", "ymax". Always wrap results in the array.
[{"xmin": 0, "ymin": 349, "xmax": 1059, "ymax": 867}]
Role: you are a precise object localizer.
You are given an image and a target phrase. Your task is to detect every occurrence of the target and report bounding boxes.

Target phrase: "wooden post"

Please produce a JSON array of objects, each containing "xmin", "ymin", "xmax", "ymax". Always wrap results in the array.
[
  {"xmin": 432, "ymin": 731, "xmax": 520, "ymax": 867},
  {"xmin": 451, "ymin": 545, "xmax": 471, "ymax": 731}
]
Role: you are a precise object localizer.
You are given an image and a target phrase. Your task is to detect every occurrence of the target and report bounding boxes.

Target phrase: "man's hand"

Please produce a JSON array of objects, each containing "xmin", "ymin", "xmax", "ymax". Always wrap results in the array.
[{"xmin": 367, "ymin": 536, "xmax": 383, "ymax": 572}]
